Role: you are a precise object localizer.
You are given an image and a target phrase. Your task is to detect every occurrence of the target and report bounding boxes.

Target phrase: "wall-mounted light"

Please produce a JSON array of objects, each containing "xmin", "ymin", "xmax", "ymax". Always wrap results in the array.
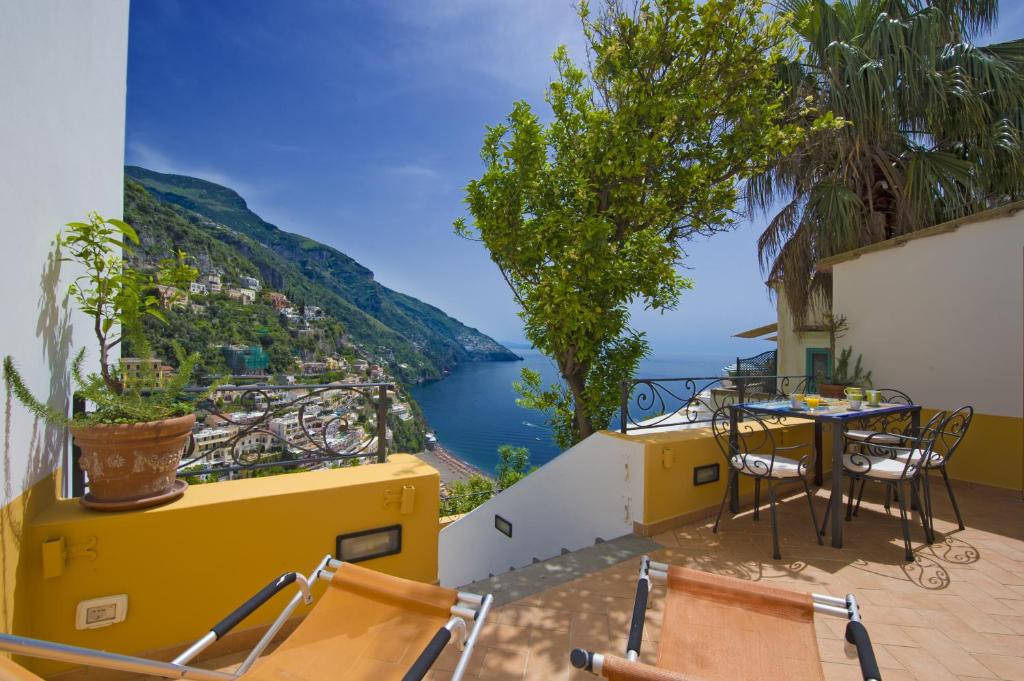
[
  {"xmin": 693, "ymin": 463, "xmax": 720, "ymax": 486},
  {"xmin": 336, "ymin": 525, "xmax": 402, "ymax": 563},
  {"xmin": 494, "ymin": 514, "xmax": 512, "ymax": 538}
]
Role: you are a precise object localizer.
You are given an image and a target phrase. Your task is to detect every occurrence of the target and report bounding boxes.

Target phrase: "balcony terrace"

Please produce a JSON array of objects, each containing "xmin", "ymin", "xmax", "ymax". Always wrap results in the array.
[{"xmin": 115, "ymin": 479, "xmax": 1022, "ymax": 681}]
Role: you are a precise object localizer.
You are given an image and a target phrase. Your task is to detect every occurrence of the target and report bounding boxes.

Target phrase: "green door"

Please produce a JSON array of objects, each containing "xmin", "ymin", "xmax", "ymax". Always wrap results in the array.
[{"xmin": 805, "ymin": 348, "xmax": 831, "ymax": 390}]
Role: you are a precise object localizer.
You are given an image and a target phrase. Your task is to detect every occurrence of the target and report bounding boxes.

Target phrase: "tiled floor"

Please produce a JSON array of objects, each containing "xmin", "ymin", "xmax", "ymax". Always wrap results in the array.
[
  {"xmin": 129, "ymin": 480, "xmax": 1023, "ymax": 681},
  {"xmin": 439, "ymin": 481, "xmax": 1024, "ymax": 680}
]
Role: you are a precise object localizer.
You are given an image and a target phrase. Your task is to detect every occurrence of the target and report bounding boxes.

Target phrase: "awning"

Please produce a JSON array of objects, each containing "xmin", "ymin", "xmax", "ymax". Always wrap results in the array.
[{"xmin": 733, "ymin": 322, "xmax": 778, "ymax": 339}]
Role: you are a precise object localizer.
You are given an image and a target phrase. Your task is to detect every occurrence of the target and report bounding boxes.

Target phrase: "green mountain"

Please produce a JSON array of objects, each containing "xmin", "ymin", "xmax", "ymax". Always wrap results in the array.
[{"xmin": 123, "ymin": 166, "xmax": 519, "ymax": 382}]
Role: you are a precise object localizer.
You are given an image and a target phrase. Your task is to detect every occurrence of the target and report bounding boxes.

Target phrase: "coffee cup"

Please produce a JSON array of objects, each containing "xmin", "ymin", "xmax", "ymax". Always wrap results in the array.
[{"xmin": 849, "ymin": 398, "xmax": 862, "ymax": 410}]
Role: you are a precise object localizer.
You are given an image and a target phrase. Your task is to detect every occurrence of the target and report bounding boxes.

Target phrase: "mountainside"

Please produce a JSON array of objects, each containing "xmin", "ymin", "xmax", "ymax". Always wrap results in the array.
[{"xmin": 124, "ymin": 166, "xmax": 518, "ymax": 381}]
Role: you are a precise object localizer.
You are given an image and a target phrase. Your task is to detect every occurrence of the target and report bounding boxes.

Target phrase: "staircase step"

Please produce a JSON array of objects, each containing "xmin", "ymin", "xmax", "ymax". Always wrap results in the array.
[{"xmin": 458, "ymin": 533, "xmax": 659, "ymax": 606}]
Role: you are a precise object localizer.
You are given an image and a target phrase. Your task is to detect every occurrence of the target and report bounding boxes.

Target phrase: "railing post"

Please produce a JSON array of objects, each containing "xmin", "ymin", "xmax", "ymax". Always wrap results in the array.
[
  {"xmin": 376, "ymin": 384, "xmax": 388, "ymax": 463},
  {"xmin": 735, "ymin": 357, "xmax": 745, "ymax": 415},
  {"xmin": 619, "ymin": 380, "xmax": 630, "ymax": 434}
]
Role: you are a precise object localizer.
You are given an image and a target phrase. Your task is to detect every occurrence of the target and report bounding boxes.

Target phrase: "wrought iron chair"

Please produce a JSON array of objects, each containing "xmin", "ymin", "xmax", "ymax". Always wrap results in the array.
[
  {"xmin": 711, "ymin": 407, "xmax": 822, "ymax": 560},
  {"xmin": 893, "ymin": 406, "xmax": 974, "ymax": 533},
  {"xmin": 821, "ymin": 411, "xmax": 947, "ymax": 561},
  {"xmin": 844, "ymin": 388, "xmax": 915, "ymax": 515},
  {"xmin": 844, "ymin": 388, "xmax": 915, "ymax": 446}
]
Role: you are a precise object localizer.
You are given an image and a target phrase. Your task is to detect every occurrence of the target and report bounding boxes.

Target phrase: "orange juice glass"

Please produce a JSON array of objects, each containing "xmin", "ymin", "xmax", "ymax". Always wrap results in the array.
[{"xmin": 805, "ymin": 395, "xmax": 821, "ymax": 410}]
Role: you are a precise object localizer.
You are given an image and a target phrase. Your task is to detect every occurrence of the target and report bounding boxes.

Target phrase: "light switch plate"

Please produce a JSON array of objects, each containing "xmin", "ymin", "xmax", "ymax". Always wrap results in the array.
[{"xmin": 75, "ymin": 595, "xmax": 127, "ymax": 630}]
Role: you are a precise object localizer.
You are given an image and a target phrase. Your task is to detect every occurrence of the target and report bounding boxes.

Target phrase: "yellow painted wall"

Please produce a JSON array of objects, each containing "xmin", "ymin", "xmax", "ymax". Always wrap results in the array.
[
  {"xmin": 638, "ymin": 409, "xmax": 1021, "ymax": 530},
  {"xmin": 635, "ymin": 420, "xmax": 831, "ymax": 528},
  {"xmin": 12, "ymin": 455, "xmax": 439, "ymax": 676},
  {"xmin": 920, "ymin": 409, "xmax": 1023, "ymax": 492}
]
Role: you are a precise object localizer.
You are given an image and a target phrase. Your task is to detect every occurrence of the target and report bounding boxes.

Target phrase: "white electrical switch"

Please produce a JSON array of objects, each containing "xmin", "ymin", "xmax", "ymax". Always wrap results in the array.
[{"xmin": 75, "ymin": 595, "xmax": 127, "ymax": 630}]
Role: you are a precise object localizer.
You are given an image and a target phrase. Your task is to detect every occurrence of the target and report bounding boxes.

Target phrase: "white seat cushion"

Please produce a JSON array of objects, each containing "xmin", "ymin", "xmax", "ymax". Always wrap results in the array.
[
  {"xmin": 846, "ymin": 429, "xmax": 900, "ymax": 444},
  {"xmin": 894, "ymin": 448, "xmax": 945, "ymax": 468},
  {"xmin": 841, "ymin": 453, "xmax": 911, "ymax": 480},
  {"xmin": 730, "ymin": 453, "xmax": 802, "ymax": 478}
]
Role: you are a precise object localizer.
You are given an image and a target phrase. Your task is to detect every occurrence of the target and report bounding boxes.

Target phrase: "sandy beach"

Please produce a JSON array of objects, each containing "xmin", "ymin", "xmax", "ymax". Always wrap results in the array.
[{"xmin": 415, "ymin": 445, "xmax": 490, "ymax": 490}]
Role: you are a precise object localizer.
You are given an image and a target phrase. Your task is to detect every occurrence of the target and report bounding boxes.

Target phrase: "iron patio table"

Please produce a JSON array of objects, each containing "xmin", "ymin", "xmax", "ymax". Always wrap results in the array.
[{"xmin": 728, "ymin": 400, "xmax": 922, "ymax": 549}]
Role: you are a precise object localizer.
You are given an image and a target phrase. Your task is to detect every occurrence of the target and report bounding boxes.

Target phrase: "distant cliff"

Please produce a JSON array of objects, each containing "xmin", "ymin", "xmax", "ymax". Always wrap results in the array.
[{"xmin": 124, "ymin": 166, "xmax": 519, "ymax": 382}]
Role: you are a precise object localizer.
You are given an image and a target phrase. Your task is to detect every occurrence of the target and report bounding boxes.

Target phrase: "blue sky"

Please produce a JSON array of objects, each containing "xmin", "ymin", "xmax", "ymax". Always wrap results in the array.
[{"xmin": 125, "ymin": 0, "xmax": 1023, "ymax": 357}]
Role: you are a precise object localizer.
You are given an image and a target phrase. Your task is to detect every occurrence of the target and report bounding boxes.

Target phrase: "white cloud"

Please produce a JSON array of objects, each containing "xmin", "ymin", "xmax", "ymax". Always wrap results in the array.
[
  {"xmin": 386, "ymin": 163, "xmax": 441, "ymax": 179},
  {"xmin": 125, "ymin": 140, "xmax": 262, "ymax": 199},
  {"xmin": 386, "ymin": 0, "xmax": 586, "ymax": 90}
]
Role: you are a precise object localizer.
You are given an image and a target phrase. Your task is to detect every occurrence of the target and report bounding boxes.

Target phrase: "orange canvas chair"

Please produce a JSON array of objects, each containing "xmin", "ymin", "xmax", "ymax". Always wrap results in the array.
[
  {"xmin": 0, "ymin": 555, "xmax": 492, "ymax": 681},
  {"xmin": 571, "ymin": 557, "xmax": 881, "ymax": 681}
]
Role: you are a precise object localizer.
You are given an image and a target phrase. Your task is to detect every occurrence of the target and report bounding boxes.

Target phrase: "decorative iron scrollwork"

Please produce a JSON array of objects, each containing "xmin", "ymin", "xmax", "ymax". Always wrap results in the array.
[{"xmin": 176, "ymin": 381, "xmax": 393, "ymax": 480}]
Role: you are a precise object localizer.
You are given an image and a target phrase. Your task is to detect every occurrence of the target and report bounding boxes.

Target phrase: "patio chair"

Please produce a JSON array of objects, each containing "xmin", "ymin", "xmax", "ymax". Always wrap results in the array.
[
  {"xmin": 821, "ymin": 411, "xmax": 946, "ymax": 561},
  {"xmin": 711, "ymin": 407, "xmax": 822, "ymax": 560},
  {"xmin": 571, "ymin": 557, "xmax": 882, "ymax": 681},
  {"xmin": 844, "ymin": 388, "xmax": 915, "ymax": 446},
  {"xmin": 0, "ymin": 556, "xmax": 492, "ymax": 681},
  {"xmin": 892, "ymin": 406, "xmax": 974, "ymax": 533},
  {"xmin": 847, "ymin": 406, "xmax": 973, "ymax": 535}
]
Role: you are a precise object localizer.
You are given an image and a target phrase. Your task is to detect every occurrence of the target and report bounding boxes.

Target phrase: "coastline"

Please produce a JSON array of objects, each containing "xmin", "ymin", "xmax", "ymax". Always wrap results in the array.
[{"xmin": 415, "ymin": 444, "xmax": 491, "ymax": 491}]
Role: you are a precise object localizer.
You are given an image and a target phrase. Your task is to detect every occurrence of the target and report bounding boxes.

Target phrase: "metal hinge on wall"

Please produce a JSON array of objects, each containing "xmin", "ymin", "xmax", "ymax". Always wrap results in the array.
[{"xmin": 384, "ymin": 485, "xmax": 416, "ymax": 514}]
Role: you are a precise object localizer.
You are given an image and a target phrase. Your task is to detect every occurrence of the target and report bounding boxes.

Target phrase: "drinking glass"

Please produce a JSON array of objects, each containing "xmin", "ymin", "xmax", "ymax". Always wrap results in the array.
[{"xmin": 805, "ymin": 395, "xmax": 821, "ymax": 410}]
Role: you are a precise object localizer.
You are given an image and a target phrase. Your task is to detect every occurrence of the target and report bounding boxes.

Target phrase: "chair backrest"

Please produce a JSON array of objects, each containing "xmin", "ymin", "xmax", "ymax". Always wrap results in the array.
[
  {"xmin": 860, "ymin": 409, "xmax": 946, "ymax": 479},
  {"xmin": 864, "ymin": 388, "xmax": 916, "ymax": 433},
  {"xmin": 877, "ymin": 389, "xmax": 913, "ymax": 405},
  {"xmin": 711, "ymin": 407, "xmax": 780, "ymax": 478},
  {"xmin": 932, "ymin": 406, "xmax": 974, "ymax": 465}
]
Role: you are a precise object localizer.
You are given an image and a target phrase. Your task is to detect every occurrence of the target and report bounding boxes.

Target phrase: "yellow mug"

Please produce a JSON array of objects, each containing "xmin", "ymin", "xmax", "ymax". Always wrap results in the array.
[{"xmin": 844, "ymin": 387, "xmax": 863, "ymax": 400}]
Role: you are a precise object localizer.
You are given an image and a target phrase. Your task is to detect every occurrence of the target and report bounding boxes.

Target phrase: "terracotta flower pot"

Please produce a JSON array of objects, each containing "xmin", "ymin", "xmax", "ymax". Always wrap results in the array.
[
  {"xmin": 818, "ymin": 384, "xmax": 846, "ymax": 399},
  {"xmin": 72, "ymin": 413, "xmax": 195, "ymax": 506}
]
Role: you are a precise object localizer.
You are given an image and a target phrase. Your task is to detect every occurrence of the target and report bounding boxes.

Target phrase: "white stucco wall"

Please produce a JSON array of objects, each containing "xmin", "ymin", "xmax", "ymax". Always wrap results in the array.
[
  {"xmin": 775, "ymin": 286, "xmax": 830, "ymax": 377},
  {"xmin": 832, "ymin": 207, "xmax": 1023, "ymax": 418},
  {"xmin": 0, "ymin": 1, "xmax": 130, "ymax": 505},
  {"xmin": 439, "ymin": 432, "xmax": 646, "ymax": 587}
]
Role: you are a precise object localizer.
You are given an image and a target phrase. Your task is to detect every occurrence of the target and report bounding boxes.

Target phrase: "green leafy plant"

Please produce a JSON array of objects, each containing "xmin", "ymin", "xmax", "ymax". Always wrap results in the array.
[
  {"xmin": 440, "ymin": 446, "xmax": 535, "ymax": 516},
  {"xmin": 827, "ymin": 347, "xmax": 872, "ymax": 388},
  {"xmin": 3, "ymin": 212, "xmax": 202, "ymax": 425},
  {"xmin": 751, "ymin": 0, "xmax": 1024, "ymax": 323},
  {"xmin": 457, "ymin": 0, "xmax": 820, "ymax": 446}
]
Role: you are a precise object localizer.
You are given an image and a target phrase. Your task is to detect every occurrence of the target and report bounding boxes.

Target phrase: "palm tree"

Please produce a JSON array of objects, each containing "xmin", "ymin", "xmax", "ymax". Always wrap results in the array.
[{"xmin": 750, "ymin": 0, "xmax": 1024, "ymax": 321}]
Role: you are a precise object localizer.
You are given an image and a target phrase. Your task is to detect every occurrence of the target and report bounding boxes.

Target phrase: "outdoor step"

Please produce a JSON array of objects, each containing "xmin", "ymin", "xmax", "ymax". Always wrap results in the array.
[{"xmin": 458, "ymin": 533, "xmax": 659, "ymax": 605}]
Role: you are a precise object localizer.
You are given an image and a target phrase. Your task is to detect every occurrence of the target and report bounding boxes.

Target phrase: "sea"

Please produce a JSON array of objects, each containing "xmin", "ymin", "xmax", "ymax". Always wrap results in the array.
[{"xmin": 409, "ymin": 347, "xmax": 731, "ymax": 475}]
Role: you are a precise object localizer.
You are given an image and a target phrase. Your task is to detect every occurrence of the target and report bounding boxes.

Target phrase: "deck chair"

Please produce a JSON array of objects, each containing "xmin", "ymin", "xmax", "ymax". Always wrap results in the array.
[
  {"xmin": 0, "ymin": 555, "xmax": 492, "ymax": 681},
  {"xmin": 571, "ymin": 557, "xmax": 881, "ymax": 681}
]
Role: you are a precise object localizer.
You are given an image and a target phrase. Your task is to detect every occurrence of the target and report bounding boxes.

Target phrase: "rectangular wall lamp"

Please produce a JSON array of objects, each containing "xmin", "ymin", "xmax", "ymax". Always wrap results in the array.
[
  {"xmin": 693, "ymin": 463, "xmax": 720, "ymax": 486},
  {"xmin": 494, "ymin": 514, "xmax": 512, "ymax": 538},
  {"xmin": 336, "ymin": 524, "xmax": 402, "ymax": 563}
]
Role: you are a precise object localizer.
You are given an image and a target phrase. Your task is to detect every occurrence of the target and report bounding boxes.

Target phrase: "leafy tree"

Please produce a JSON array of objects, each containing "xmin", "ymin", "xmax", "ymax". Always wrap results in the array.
[
  {"xmin": 495, "ymin": 445, "xmax": 534, "ymax": 489},
  {"xmin": 441, "ymin": 474, "xmax": 497, "ymax": 516},
  {"xmin": 456, "ymin": 0, "xmax": 814, "ymax": 446},
  {"xmin": 751, "ymin": 0, "xmax": 1024, "ymax": 322}
]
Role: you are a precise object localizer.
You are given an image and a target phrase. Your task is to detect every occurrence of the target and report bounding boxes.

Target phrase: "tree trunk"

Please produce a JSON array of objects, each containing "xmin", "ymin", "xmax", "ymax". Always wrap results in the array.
[{"xmin": 557, "ymin": 350, "xmax": 595, "ymax": 444}]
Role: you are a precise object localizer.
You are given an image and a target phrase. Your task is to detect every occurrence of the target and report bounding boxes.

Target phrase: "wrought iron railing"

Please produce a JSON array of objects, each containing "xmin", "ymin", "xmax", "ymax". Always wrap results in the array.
[
  {"xmin": 618, "ymin": 373, "xmax": 811, "ymax": 434},
  {"xmin": 69, "ymin": 380, "xmax": 394, "ymax": 496}
]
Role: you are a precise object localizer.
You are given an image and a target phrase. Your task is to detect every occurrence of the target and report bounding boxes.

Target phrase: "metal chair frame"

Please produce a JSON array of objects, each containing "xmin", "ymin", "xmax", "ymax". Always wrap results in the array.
[
  {"xmin": 711, "ymin": 407, "xmax": 822, "ymax": 560},
  {"xmin": 571, "ymin": 557, "xmax": 883, "ymax": 681},
  {"xmin": 824, "ymin": 411, "xmax": 947, "ymax": 561},
  {"xmin": 0, "ymin": 555, "xmax": 493, "ymax": 681}
]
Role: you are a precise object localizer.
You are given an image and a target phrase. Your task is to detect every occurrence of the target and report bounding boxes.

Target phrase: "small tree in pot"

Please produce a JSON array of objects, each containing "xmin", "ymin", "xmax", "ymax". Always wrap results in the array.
[{"xmin": 4, "ymin": 213, "xmax": 203, "ymax": 509}]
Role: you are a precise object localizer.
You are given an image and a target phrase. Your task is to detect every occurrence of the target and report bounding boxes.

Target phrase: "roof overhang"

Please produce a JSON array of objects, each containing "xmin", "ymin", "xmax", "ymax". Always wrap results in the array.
[
  {"xmin": 816, "ymin": 200, "xmax": 1024, "ymax": 273},
  {"xmin": 733, "ymin": 322, "xmax": 778, "ymax": 339}
]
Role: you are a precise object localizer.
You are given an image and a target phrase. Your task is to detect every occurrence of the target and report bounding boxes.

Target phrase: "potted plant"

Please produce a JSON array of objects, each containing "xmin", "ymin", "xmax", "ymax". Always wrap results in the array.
[
  {"xmin": 4, "ymin": 212, "xmax": 204, "ymax": 510},
  {"xmin": 818, "ymin": 346, "xmax": 873, "ymax": 398}
]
